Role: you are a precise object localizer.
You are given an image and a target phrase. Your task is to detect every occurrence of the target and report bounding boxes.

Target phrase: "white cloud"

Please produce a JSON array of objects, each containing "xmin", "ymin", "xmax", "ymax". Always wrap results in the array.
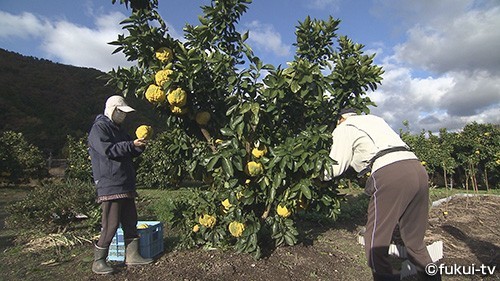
[
  {"xmin": 0, "ymin": 11, "xmax": 132, "ymax": 71},
  {"xmin": 394, "ymin": 6, "xmax": 500, "ymax": 74},
  {"xmin": 245, "ymin": 21, "xmax": 291, "ymax": 57},
  {"xmin": 368, "ymin": 0, "xmax": 500, "ymax": 133},
  {"xmin": 307, "ymin": 0, "xmax": 341, "ymax": 11},
  {"xmin": 0, "ymin": 11, "xmax": 49, "ymax": 39}
]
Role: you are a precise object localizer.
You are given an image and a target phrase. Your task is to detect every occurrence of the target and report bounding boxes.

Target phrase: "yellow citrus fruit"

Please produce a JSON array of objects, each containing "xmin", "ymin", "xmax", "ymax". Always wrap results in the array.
[
  {"xmin": 170, "ymin": 104, "xmax": 188, "ymax": 115},
  {"xmin": 145, "ymin": 84, "xmax": 166, "ymax": 103},
  {"xmin": 195, "ymin": 111, "xmax": 211, "ymax": 125},
  {"xmin": 421, "ymin": 161, "xmax": 427, "ymax": 166},
  {"xmin": 135, "ymin": 125, "xmax": 153, "ymax": 140},
  {"xmin": 137, "ymin": 223, "xmax": 149, "ymax": 229},
  {"xmin": 155, "ymin": 69, "xmax": 173, "ymax": 87},
  {"xmin": 193, "ymin": 224, "xmax": 200, "ymax": 233},
  {"xmin": 245, "ymin": 161, "xmax": 263, "ymax": 177},
  {"xmin": 228, "ymin": 221, "xmax": 245, "ymax": 238},
  {"xmin": 198, "ymin": 214, "xmax": 216, "ymax": 228},
  {"xmin": 167, "ymin": 88, "xmax": 187, "ymax": 107},
  {"xmin": 155, "ymin": 47, "xmax": 173, "ymax": 63},
  {"xmin": 222, "ymin": 198, "xmax": 232, "ymax": 210},
  {"xmin": 251, "ymin": 145, "xmax": 267, "ymax": 158},
  {"xmin": 277, "ymin": 204, "xmax": 291, "ymax": 218}
]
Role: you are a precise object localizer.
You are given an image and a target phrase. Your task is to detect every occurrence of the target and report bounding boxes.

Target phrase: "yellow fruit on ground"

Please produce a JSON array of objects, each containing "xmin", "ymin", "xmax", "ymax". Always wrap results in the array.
[
  {"xmin": 145, "ymin": 84, "xmax": 166, "ymax": 103},
  {"xmin": 475, "ymin": 150, "xmax": 480, "ymax": 155},
  {"xmin": 245, "ymin": 179, "xmax": 251, "ymax": 184},
  {"xmin": 135, "ymin": 125, "xmax": 153, "ymax": 140},
  {"xmin": 277, "ymin": 204, "xmax": 291, "ymax": 218},
  {"xmin": 167, "ymin": 88, "xmax": 187, "ymax": 107},
  {"xmin": 245, "ymin": 161, "xmax": 263, "ymax": 177},
  {"xmin": 228, "ymin": 221, "xmax": 245, "ymax": 238},
  {"xmin": 195, "ymin": 111, "xmax": 211, "ymax": 125},
  {"xmin": 198, "ymin": 214, "xmax": 216, "ymax": 228},
  {"xmin": 193, "ymin": 224, "xmax": 200, "ymax": 233},
  {"xmin": 137, "ymin": 223, "xmax": 149, "ymax": 229},
  {"xmin": 215, "ymin": 139, "xmax": 224, "ymax": 145},
  {"xmin": 421, "ymin": 161, "xmax": 427, "ymax": 166},
  {"xmin": 155, "ymin": 47, "xmax": 173, "ymax": 63},
  {"xmin": 155, "ymin": 69, "xmax": 173, "ymax": 87}
]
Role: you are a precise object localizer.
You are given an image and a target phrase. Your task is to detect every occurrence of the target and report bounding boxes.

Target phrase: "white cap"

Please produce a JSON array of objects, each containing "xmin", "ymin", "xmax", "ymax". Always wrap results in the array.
[{"xmin": 105, "ymin": 95, "xmax": 135, "ymax": 113}]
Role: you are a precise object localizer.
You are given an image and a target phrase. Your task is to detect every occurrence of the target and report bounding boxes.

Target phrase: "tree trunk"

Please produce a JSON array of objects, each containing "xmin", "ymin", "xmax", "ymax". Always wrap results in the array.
[
  {"xmin": 443, "ymin": 166, "xmax": 448, "ymax": 189},
  {"xmin": 484, "ymin": 169, "xmax": 489, "ymax": 191}
]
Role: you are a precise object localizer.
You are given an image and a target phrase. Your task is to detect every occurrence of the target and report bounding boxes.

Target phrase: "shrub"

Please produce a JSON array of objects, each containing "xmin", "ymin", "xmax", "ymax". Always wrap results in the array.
[
  {"xmin": 6, "ymin": 179, "xmax": 100, "ymax": 232},
  {"xmin": 0, "ymin": 131, "xmax": 47, "ymax": 182},
  {"xmin": 65, "ymin": 135, "xmax": 93, "ymax": 182}
]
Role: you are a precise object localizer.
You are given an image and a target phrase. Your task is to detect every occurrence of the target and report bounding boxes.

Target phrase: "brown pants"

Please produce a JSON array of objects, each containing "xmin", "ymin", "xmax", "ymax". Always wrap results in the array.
[
  {"xmin": 97, "ymin": 198, "xmax": 138, "ymax": 248},
  {"xmin": 364, "ymin": 159, "xmax": 433, "ymax": 275}
]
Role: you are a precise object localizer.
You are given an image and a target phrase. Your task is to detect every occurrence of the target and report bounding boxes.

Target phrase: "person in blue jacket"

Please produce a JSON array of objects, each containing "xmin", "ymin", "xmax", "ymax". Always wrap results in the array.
[{"xmin": 88, "ymin": 95, "xmax": 152, "ymax": 274}]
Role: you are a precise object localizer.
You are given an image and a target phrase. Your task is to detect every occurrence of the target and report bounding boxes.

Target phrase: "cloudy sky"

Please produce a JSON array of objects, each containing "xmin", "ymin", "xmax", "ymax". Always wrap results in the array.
[{"xmin": 1, "ymin": 0, "xmax": 499, "ymax": 133}]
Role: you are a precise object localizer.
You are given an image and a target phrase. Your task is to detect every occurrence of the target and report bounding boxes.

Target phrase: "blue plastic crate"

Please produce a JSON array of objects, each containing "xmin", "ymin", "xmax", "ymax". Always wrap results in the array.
[{"xmin": 108, "ymin": 221, "xmax": 164, "ymax": 261}]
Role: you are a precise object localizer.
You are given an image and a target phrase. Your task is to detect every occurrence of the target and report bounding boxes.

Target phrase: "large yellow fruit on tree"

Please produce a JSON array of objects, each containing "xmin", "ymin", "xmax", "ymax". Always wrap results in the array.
[
  {"xmin": 251, "ymin": 144, "xmax": 267, "ymax": 158},
  {"xmin": 155, "ymin": 69, "xmax": 173, "ymax": 87},
  {"xmin": 245, "ymin": 161, "xmax": 263, "ymax": 176},
  {"xmin": 167, "ymin": 88, "xmax": 187, "ymax": 107},
  {"xmin": 222, "ymin": 198, "xmax": 232, "ymax": 211},
  {"xmin": 198, "ymin": 214, "xmax": 216, "ymax": 228},
  {"xmin": 135, "ymin": 125, "xmax": 153, "ymax": 140},
  {"xmin": 155, "ymin": 47, "xmax": 173, "ymax": 63},
  {"xmin": 195, "ymin": 111, "xmax": 211, "ymax": 125},
  {"xmin": 277, "ymin": 204, "xmax": 291, "ymax": 218},
  {"xmin": 145, "ymin": 84, "xmax": 166, "ymax": 103},
  {"xmin": 228, "ymin": 221, "xmax": 245, "ymax": 237},
  {"xmin": 170, "ymin": 105, "xmax": 188, "ymax": 115}
]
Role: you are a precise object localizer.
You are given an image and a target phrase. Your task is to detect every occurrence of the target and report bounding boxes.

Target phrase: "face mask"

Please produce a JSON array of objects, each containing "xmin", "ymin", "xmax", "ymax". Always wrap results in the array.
[{"xmin": 112, "ymin": 109, "xmax": 127, "ymax": 124}]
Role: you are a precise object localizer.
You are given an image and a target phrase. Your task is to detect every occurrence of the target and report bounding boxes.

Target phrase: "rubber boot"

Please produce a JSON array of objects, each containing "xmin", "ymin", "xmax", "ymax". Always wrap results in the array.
[
  {"xmin": 417, "ymin": 271, "xmax": 442, "ymax": 281},
  {"xmin": 372, "ymin": 272, "xmax": 400, "ymax": 281},
  {"xmin": 92, "ymin": 244, "xmax": 114, "ymax": 275},
  {"xmin": 125, "ymin": 238, "xmax": 153, "ymax": 265}
]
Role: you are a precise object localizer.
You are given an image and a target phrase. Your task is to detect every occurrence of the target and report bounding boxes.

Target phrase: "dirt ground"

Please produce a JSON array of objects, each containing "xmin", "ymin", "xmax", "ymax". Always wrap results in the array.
[{"xmin": 1, "ymin": 187, "xmax": 499, "ymax": 281}]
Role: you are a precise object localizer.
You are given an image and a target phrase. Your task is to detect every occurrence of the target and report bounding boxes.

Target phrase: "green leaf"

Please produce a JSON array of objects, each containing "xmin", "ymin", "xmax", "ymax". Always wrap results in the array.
[
  {"xmin": 290, "ymin": 81, "xmax": 300, "ymax": 93},
  {"xmin": 222, "ymin": 157, "xmax": 234, "ymax": 176},
  {"xmin": 206, "ymin": 156, "xmax": 220, "ymax": 171},
  {"xmin": 300, "ymin": 184, "xmax": 312, "ymax": 199}
]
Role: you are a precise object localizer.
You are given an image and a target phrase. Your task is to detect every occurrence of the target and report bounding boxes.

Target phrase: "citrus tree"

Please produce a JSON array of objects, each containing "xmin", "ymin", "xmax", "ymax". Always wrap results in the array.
[{"xmin": 106, "ymin": 0, "xmax": 383, "ymax": 258}]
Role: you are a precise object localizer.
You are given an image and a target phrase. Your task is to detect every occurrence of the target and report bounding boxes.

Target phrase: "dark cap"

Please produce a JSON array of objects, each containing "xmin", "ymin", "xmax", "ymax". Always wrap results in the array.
[{"xmin": 339, "ymin": 108, "xmax": 357, "ymax": 116}]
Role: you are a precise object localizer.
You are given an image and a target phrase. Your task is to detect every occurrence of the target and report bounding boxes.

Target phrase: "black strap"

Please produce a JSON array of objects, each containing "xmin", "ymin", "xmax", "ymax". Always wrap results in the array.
[{"xmin": 357, "ymin": 146, "xmax": 410, "ymax": 177}]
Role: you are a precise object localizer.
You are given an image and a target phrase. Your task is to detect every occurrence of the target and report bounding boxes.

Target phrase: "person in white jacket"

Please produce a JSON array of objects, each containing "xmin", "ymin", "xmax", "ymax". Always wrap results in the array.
[{"xmin": 325, "ymin": 108, "xmax": 440, "ymax": 281}]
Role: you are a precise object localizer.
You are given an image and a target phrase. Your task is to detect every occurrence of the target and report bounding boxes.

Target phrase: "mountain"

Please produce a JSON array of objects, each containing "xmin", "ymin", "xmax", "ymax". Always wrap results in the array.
[{"xmin": 0, "ymin": 49, "xmax": 161, "ymax": 157}]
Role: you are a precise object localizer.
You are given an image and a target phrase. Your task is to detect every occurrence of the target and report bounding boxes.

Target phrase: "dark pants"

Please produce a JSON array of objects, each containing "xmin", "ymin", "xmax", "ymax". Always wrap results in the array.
[
  {"xmin": 364, "ymin": 159, "xmax": 433, "ymax": 275},
  {"xmin": 97, "ymin": 198, "xmax": 138, "ymax": 248}
]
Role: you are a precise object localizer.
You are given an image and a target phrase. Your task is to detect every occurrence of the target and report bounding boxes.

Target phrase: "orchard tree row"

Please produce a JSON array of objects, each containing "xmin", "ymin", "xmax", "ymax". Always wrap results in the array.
[{"xmin": 401, "ymin": 122, "xmax": 499, "ymax": 191}]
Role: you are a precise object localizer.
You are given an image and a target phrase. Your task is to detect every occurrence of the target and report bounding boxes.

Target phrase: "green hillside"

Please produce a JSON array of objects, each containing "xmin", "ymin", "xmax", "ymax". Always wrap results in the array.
[{"xmin": 0, "ymin": 48, "xmax": 161, "ymax": 157}]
